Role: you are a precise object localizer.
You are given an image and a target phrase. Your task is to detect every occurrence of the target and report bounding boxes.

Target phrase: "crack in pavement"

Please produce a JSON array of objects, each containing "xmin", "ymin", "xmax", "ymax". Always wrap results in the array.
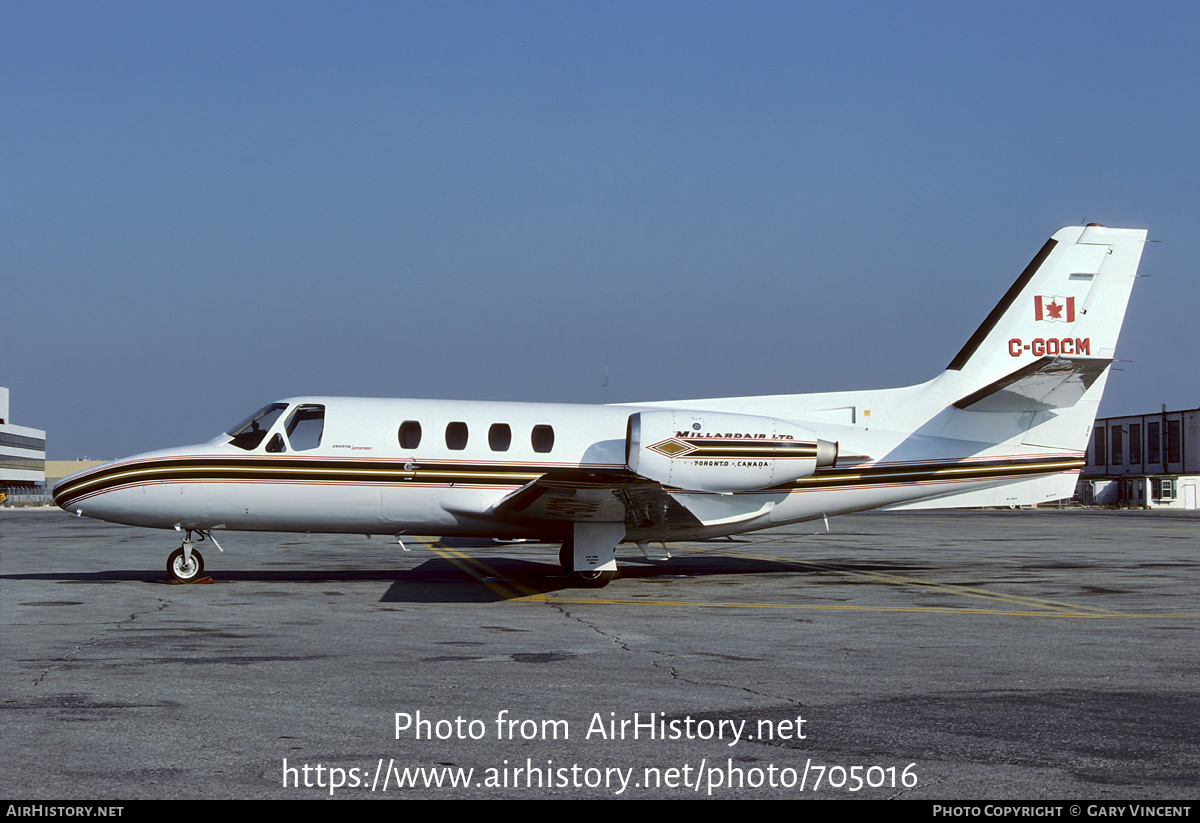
[{"xmin": 32, "ymin": 601, "xmax": 169, "ymax": 686}]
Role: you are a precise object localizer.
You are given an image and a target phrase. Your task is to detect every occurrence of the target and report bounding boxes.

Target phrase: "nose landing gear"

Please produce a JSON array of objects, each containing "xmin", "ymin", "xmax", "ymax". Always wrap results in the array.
[
  {"xmin": 167, "ymin": 545, "xmax": 204, "ymax": 582},
  {"xmin": 166, "ymin": 528, "xmax": 222, "ymax": 583}
]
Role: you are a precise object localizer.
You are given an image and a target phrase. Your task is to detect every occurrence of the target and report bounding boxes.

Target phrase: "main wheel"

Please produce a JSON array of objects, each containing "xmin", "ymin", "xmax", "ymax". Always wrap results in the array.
[
  {"xmin": 559, "ymin": 537, "xmax": 616, "ymax": 587},
  {"xmin": 568, "ymin": 568, "xmax": 616, "ymax": 589},
  {"xmin": 167, "ymin": 547, "xmax": 204, "ymax": 583}
]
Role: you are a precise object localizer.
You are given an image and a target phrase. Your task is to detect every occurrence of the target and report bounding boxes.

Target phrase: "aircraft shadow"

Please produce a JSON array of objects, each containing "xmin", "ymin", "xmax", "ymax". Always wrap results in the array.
[
  {"xmin": 1, "ymin": 554, "xmax": 933, "ymax": 604},
  {"xmin": 380, "ymin": 553, "xmax": 857, "ymax": 603}
]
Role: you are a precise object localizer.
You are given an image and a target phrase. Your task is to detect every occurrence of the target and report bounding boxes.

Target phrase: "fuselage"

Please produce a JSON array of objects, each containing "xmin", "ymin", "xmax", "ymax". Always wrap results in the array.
[{"xmin": 53, "ymin": 394, "xmax": 1083, "ymax": 542}]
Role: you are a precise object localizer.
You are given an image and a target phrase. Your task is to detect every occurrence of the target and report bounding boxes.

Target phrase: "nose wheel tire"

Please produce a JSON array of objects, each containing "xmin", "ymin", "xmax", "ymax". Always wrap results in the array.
[{"xmin": 167, "ymin": 547, "xmax": 204, "ymax": 583}]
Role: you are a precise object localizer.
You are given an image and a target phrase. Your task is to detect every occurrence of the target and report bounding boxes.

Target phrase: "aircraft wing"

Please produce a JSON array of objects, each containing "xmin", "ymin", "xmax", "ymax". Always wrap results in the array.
[
  {"xmin": 952, "ymin": 356, "xmax": 1112, "ymax": 414},
  {"xmin": 492, "ymin": 470, "xmax": 703, "ymax": 530}
]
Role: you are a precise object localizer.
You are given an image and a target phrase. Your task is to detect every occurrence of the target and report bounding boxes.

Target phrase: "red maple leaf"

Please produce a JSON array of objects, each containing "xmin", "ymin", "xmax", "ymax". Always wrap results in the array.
[{"xmin": 1046, "ymin": 300, "xmax": 1063, "ymax": 319}]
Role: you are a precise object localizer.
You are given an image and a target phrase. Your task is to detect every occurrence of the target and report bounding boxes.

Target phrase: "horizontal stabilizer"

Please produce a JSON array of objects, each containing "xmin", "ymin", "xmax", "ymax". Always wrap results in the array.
[{"xmin": 952, "ymin": 356, "xmax": 1112, "ymax": 414}]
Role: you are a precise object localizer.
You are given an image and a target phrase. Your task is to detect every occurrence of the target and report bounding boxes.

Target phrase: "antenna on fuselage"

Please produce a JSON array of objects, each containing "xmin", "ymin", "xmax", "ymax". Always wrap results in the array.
[{"xmin": 603, "ymin": 347, "xmax": 609, "ymax": 404}]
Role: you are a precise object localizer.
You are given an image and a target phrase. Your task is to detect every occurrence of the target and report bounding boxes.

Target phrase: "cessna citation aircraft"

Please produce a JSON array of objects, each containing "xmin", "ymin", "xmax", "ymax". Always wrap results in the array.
[{"xmin": 55, "ymin": 225, "xmax": 1147, "ymax": 587}]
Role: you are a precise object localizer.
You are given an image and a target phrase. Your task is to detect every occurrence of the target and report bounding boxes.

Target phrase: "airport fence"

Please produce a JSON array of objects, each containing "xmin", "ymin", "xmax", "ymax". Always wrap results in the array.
[{"xmin": 1, "ymin": 492, "xmax": 54, "ymax": 506}]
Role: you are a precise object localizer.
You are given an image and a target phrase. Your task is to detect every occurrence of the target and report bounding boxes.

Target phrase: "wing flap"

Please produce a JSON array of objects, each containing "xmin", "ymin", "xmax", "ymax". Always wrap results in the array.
[{"xmin": 493, "ymin": 470, "xmax": 702, "ymax": 530}]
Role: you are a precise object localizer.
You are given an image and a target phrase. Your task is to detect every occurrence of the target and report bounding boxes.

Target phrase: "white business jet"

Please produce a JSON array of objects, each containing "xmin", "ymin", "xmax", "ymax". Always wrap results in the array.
[{"xmin": 55, "ymin": 225, "xmax": 1147, "ymax": 587}]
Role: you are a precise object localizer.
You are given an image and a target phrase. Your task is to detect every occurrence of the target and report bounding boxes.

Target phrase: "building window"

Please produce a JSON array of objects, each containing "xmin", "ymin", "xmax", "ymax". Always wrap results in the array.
[
  {"xmin": 0, "ymin": 433, "xmax": 46, "ymax": 451},
  {"xmin": 531, "ymin": 425, "xmax": 555, "ymax": 454},
  {"xmin": 1129, "ymin": 424, "xmax": 1141, "ymax": 465},
  {"xmin": 0, "ymin": 456, "xmax": 45, "ymax": 471},
  {"xmin": 1168, "ymin": 420, "xmax": 1182, "ymax": 463},
  {"xmin": 399, "ymin": 421, "xmax": 422, "ymax": 449},
  {"xmin": 1095, "ymin": 426, "xmax": 1106, "ymax": 465},
  {"xmin": 446, "ymin": 422, "xmax": 468, "ymax": 450},
  {"xmin": 488, "ymin": 423, "xmax": 511, "ymax": 452},
  {"xmin": 1152, "ymin": 478, "xmax": 1176, "ymax": 501},
  {"xmin": 1148, "ymin": 422, "xmax": 1161, "ymax": 464},
  {"xmin": 1111, "ymin": 427, "xmax": 1122, "ymax": 465}
]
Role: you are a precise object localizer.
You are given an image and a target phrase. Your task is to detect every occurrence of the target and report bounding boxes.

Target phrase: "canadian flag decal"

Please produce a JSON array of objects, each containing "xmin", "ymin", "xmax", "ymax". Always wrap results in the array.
[{"xmin": 1034, "ymin": 295, "xmax": 1075, "ymax": 323}]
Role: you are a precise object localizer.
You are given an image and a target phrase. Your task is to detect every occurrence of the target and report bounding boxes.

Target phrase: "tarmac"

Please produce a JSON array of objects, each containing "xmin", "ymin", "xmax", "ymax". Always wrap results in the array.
[{"xmin": 2, "ymin": 506, "xmax": 1198, "ymax": 799}]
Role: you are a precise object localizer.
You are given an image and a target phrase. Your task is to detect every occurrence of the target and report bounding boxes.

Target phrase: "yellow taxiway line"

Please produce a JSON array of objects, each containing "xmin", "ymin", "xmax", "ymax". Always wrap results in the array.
[{"xmin": 415, "ymin": 537, "xmax": 1196, "ymax": 619}]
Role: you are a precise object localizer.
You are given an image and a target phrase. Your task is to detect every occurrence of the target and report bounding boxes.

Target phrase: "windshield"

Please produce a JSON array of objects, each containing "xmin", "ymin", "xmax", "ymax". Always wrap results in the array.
[
  {"xmin": 285, "ymin": 404, "xmax": 325, "ymax": 451},
  {"xmin": 226, "ymin": 403, "xmax": 288, "ymax": 451}
]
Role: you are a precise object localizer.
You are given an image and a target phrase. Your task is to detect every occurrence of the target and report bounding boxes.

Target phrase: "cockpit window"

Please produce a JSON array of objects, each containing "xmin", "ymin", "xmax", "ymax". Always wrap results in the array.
[
  {"xmin": 227, "ymin": 403, "xmax": 288, "ymax": 451},
  {"xmin": 285, "ymin": 405, "xmax": 325, "ymax": 451}
]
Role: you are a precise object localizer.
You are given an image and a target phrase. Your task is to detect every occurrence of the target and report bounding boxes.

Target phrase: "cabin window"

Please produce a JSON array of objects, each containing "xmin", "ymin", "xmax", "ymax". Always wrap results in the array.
[
  {"xmin": 531, "ymin": 425, "xmax": 554, "ymax": 453},
  {"xmin": 228, "ymin": 403, "xmax": 288, "ymax": 451},
  {"xmin": 489, "ymin": 423, "xmax": 511, "ymax": 452},
  {"xmin": 285, "ymin": 405, "xmax": 325, "ymax": 451},
  {"xmin": 446, "ymin": 422, "xmax": 468, "ymax": 450},
  {"xmin": 399, "ymin": 421, "xmax": 422, "ymax": 449}
]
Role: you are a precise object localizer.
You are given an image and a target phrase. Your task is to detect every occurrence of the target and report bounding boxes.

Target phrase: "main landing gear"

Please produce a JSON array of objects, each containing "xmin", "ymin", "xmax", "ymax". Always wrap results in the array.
[
  {"xmin": 558, "ymin": 522, "xmax": 624, "ymax": 588},
  {"xmin": 166, "ymin": 528, "xmax": 222, "ymax": 583},
  {"xmin": 559, "ymin": 539, "xmax": 616, "ymax": 588}
]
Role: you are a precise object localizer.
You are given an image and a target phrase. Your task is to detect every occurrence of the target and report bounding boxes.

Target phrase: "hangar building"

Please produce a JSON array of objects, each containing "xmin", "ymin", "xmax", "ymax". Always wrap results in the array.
[
  {"xmin": 1080, "ymin": 406, "xmax": 1200, "ymax": 509},
  {"xmin": 0, "ymin": 385, "xmax": 47, "ymax": 502}
]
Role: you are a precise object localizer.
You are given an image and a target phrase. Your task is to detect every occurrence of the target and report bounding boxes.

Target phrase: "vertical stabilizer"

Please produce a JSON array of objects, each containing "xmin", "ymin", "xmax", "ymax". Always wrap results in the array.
[
  {"xmin": 887, "ymin": 224, "xmax": 1150, "ymax": 509},
  {"xmin": 945, "ymin": 225, "xmax": 1147, "ymax": 389}
]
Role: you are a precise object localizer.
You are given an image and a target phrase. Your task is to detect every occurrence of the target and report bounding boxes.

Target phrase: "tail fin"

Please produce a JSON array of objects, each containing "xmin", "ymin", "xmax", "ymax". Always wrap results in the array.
[
  {"xmin": 890, "ymin": 224, "xmax": 1148, "ymax": 509},
  {"xmin": 945, "ymin": 224, "xmax": 1147, "ymax": 389}
]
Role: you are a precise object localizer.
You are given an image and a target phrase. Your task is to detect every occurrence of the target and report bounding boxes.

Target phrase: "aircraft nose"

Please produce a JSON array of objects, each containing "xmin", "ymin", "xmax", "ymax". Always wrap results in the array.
[
  {"xmin": 52, "ymin": 475, "xmax": 79, "ymax": 512},
  {"xmin": 52, "ymin": 461, "xmax": 116, "ymax": 516}
]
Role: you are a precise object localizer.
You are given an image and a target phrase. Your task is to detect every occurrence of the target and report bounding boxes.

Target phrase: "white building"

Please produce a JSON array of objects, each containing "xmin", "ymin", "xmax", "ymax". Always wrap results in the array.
[
  {"xmin": 0, "ymin": 385, "xmax": 47, "ymax": 500},
  {"xmin": 1079, "ymin": 407, "xmax": 1200, "ymax": 509}
]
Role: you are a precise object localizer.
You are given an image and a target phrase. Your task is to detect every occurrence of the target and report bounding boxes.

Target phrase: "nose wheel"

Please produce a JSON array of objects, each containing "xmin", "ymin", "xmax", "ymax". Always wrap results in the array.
[
  {"xmin": 167, "ymin": 546, "xmax": 204, "ymax": 582},
  {"xmin": 166, "ymin": 528, "xmax": 221, "ymax": 583}
]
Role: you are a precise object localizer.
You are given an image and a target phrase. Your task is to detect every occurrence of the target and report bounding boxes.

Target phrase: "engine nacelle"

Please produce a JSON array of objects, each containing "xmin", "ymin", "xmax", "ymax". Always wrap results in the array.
[{"xmin": 626, "ymin": 410, "xmax": 837, "ymax": 493}]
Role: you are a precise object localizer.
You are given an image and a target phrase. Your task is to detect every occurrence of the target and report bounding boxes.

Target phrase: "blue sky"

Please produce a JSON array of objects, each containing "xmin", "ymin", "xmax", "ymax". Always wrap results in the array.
[{"xmin": 5, "ymin": 1, "xmax": 1198, "ymax": 459}]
